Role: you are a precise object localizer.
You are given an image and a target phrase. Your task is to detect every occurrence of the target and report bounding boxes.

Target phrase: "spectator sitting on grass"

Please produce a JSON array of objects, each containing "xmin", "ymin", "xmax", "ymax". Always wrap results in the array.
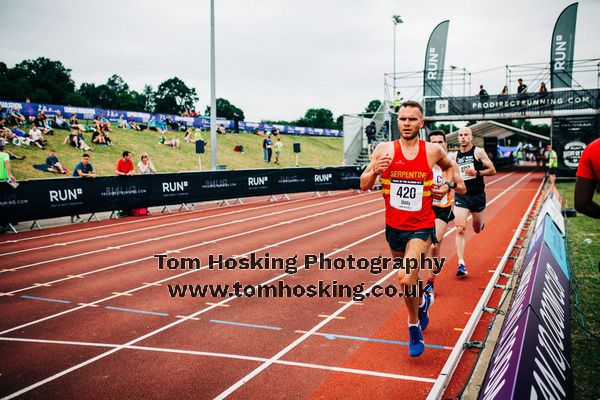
[
  {"xmin": 159, "ymin": 133, "xmax": 180, "ymax": 148},
  {"xmin": 45, "ymin": 149, "xmax": 67, "ymax": 174},
  {"xmin": 127, "ymin": 116, "xmax": 141, "ymax": 131},
  {"xmin": 35, "ymin": 111, "xmax": 54, "ymax": 136},
  {"xmin": 53, "ymin": 110, "xmax": 70, "ymax": 130},
  {"xmin": 10, "ymin": 108, "xmax": 25, "ymax": 126},
  {"xmin": 117, "ymin": 114, "xmax": 128, "ymax": 129},
  {"xmin": 148, "ymin": 116, "xmax": 163, "ymax": 134},
  {"xmin": 100, "ymin": 115, "xmax": 112, "ymax": 132},
  {"xmin": 28, "ymin": 124, "xmax": 47, "ymax": 149},
  {"xmin": 115, "ymin": 150, "xmax": 135, "ymax": 176},
  {"xmin": 69, "ymin": 114, "xmax": 85, "ymax": 131},
  {"xmin": 217, "ymin": 124, "xmax": 226, "ymax": 134},
  {"xmin": 158, "ymin": 116, "xmax": 168, "ymax": 132},
  {"xmin": 91, "ymin": 125, "xmax": 108, "ymax": 145},
  {"xmin": 137, "ymin": 152, "xmax": 157, "ymax": 175}
]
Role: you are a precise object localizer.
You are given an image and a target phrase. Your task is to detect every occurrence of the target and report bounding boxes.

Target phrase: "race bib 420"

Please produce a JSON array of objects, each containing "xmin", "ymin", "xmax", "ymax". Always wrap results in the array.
[{"xmin": 390, "ymin": 179, "xmax": 423, "ymax": 211}]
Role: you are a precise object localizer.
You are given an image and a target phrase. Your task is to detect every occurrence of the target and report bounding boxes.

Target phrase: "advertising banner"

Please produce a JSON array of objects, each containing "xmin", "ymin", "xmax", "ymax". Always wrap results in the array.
[
  {"xmin": 0, "ymin": 166, "xmax": 363, "ymax": 223},
  {"xmin": 551, "ymin": 3, "xmax": 578, "ymax": 89},
  {"xmin": 551, "ymin": 115, "xmax": 600, "ymax": 177},
  {"xmin": 423, "ymin": 20, "xmax": 450, "ymax": 98}
]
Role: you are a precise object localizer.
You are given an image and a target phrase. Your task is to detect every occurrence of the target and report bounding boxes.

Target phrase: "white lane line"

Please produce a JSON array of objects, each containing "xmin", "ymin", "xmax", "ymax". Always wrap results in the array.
[
  {"xmin": 0, "ymin": 191, "xmax": 328, "ymax": 246},
  {"xmin": 6, "ymin": 192, "xmax": 371, "ymax": 272},
  {"xmin": 0, "ymin": 193, "xmax": 357, "ymax": 257},
  {"xmin": 0, "ymin": 225, "xmax": 388, "ymax": 400},
  {"xmin": 0, "ymin": 336, "xmax": 435, "ymax": 383},
  {"xmin": 212, "ymin": 171, "xmax": 534, "ymax": 399},
  {"xmin": 0, "ymin": 202, "xmax": 383, "ymax": 334},
  {"xmin": 3, "ymin": 197, "xmax": 380, "ymax": 296}
]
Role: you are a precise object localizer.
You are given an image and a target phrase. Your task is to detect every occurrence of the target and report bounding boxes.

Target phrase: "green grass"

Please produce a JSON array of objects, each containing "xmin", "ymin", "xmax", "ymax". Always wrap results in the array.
[
  {"xmin": 555, "ymin": 181, "xmax": 600, "ymax": 400},
  {"xmin": 8, "ymin": 127, "xmax": 344, "ymax": 180}
]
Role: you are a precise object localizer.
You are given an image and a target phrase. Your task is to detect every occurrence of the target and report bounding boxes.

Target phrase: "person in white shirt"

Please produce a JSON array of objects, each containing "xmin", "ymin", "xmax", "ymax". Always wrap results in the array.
[
  {"xmin": 28, "ymin": 124, "xmax": 46, "ymax": 149},
  {"xmin": 137, "ymin": 153, "xmax": 157, "ymax": 175}
]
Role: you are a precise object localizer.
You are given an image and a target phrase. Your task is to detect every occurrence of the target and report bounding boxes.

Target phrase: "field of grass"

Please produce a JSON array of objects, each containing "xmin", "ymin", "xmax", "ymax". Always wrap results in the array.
[
  {"xmin": 555, "ymin": 181, "xmax": 600, "ymax": 400},
  {"xmin": 8, "ymin": 126, "xmax": 344, "ymax": 180}
]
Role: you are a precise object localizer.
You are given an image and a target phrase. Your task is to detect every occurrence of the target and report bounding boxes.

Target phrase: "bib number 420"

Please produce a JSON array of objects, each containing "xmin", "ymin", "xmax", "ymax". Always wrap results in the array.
[{"xmin": 397, "ymin": 186, "xmax": 416, "ymax": 199}]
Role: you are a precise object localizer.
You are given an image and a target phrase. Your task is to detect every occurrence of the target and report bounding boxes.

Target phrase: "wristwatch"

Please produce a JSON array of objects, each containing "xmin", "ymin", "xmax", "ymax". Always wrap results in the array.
[
  {"xmin": 445, "ymin": 181, "xmax": 456, "ymax": 190},
  {"xmin": 476, "ymin": 170, "xmax": 481, "ymax": 177}
]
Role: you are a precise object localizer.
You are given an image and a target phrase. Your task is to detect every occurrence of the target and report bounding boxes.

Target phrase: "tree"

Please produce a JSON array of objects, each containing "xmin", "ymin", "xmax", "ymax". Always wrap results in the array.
[
  {"xmin": 154, "ymin": 77, "xmax": 198, "ymax": 114},
  {"xmin": 12, "ymin": 57, "xmax": 75, "ymax": 104},
  {"xmin": 64, "ymin": 92, "xmax": 90, "ymax": 107},
  {"xmin": 364, "ymin": 99, "xmax": 382, "ymax": 118},
  {"xmin": 296, "ymin": 108, "xmax": 335, "ymax": 129},
  {"xmin": 205, "ymin": 98, "xmax": 245, "ymax": 120}
]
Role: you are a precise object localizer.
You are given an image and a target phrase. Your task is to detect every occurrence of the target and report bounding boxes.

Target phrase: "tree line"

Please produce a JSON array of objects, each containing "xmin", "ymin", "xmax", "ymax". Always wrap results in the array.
[{"xmin": 0, "ymin": 57, "xmax": 386, "ymax": 130}]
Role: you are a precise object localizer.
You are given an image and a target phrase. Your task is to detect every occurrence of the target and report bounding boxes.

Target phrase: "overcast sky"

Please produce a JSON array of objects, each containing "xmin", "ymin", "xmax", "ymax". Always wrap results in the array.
[{"xmin": 1, "ymin": 0, "xmax": 599, "ymax": 122}]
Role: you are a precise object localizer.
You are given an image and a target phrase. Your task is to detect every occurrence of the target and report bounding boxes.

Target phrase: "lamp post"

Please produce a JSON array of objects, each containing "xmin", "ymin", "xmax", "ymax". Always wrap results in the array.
[
  {"xmin": 392, "ymin": 15, "xmax": 403, "ymax": 98},
  {"xmin": 210, "ymin": 0, "xmax": 217, "ymax": 170}
]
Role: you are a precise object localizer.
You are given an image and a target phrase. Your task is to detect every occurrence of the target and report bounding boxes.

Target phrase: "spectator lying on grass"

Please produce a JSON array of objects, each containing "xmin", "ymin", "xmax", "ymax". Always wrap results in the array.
[{"xmin": 159, "ymin": 133, "xmax": 180, "ymax": 148}]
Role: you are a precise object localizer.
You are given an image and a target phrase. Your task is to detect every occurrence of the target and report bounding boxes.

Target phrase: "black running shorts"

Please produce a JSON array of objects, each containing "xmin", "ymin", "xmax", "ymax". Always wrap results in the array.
[{"xmin": 385, "ymin": 225, "xmax": 437, "ymax": 253}]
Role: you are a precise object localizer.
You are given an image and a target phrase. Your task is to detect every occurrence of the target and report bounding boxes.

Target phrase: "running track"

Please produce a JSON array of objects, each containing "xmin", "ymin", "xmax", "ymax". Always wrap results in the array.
[{"xmin": 0, "ymin": 169, "xmax": 543, "ymax": 399}]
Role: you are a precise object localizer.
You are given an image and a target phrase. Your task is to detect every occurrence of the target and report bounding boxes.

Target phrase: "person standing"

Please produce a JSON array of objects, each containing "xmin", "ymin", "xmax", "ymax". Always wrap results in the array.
[
  {"xmin": 360, "ymin": 100, "xmax": 460, "ymax": 357},
  {"xmin": 450, "ymin": 127, "xmax": 496, "ymax": 277},
  {"xmin": 266, "ymin": 135, "xmax": 273, "ymax": 164},
  {"xmin": 365, "ymin": 121, "xmax": 377, "ymax": 155},
  {"xmin": 546, "ymin": 144, "xmax": 558, "ymax": 186},
  {"xmin": 274, "ymin": 138, "xmax": 283, "ymax": 165},
  {"xmin": 71, "ymin": 153, "xmax": 96, "ymax": 222}
]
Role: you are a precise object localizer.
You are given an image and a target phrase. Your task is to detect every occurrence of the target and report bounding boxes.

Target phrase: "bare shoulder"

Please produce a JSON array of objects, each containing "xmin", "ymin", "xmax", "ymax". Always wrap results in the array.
[
  {"xmin": 372, "ymin": 141, "xmax": 394, "ymax": 159},
  {"xmin": 425, "ymin": 142, "xmax": 444, "ymax": 158},
  {"xmin": 474, "ymin": 146, "xmax": 490, "ymax": 160}
]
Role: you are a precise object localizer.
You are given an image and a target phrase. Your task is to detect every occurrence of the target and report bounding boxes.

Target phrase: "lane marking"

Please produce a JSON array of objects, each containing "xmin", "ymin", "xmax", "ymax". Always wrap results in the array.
[
  {"xmin": 453, "ymin": 328, "xmax": 464, "ymax": 332},
  {"xmin": 6, "ymin": 194, "xmax": 373, "ymax": 275},
  {"xmin": 0, "ymin": 204, "xmax": 383, "ymax": 334},
  {"xmin": 0, "ymin": 336, "xmax": 435, "ymax": 383},
  {"xmin": 209, "ymin": 319, "xmax": 282, "ymax": 331},
  {"xmin": 205, "ymin": 302, "xmax": 229, "ymax": 307},
  {"xmin": 175, "ymin": 315, "xmax": 200, "ymax": 321},
  {"xmin": 212, "ymin": 172, "xmax": 536, "ymax": 399},
  {"xmin": 0, "ymin": 223, "xmax": 388, "ymax": 398},
  {"xmin": 104, "ymin": 306, "xmax": 169, "ymax": 317},
  {"xmin": 20, "ymin": 295, "xmax": 71, "ymax": 304},
  {"xmin": 111, "ymin": 292, "xmax": 133, "ymax": 296},
  {"xmin": 318, "ymin": 314, "xmax": 345, "ymax": 320},
  {"xmin": 77, "ymin": 303, "xmax": 99, "ymax": 308},
  {"xmin": 294, "ymin": 330, "xmax": 453, "ymax": 350}
]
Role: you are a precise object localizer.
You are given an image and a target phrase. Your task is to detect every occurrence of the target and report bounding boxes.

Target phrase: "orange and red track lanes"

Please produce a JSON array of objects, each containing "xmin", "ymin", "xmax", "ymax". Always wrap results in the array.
[{"xmin": 0, "ymin": 170, "xmax": 543, "ymax": 399}]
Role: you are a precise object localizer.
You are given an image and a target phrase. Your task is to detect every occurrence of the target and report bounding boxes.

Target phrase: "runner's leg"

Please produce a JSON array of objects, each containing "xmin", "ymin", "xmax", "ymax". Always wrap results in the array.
[{"xmin": 454, "ymin": 206, "xmax": 469, "ymax": 262}]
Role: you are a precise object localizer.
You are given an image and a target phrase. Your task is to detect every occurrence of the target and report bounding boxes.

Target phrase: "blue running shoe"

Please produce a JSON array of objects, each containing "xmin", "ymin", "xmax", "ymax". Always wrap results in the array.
[
  {"xmin": 408, "ymin": 325, "xmax": 425, "ymax": 357},
  {"xmin": 424, "ymin": 281, "xmax": 434, "ymax": 296},
  {"xmin": 456, "ymin": 263, "xmax": 468, "ymax": 278},
  {"xmin": 418, "ymin": 292, "xmax": 433, "ymax": 331}
]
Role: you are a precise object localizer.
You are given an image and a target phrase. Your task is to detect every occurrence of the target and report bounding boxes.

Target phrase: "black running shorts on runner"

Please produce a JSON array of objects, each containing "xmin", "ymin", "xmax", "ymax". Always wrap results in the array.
[
  {"xmin": 433, "ymin": 206, "xmax": 455, "ymax": 224},
  {"xmin": 454, "ymin": 192, "xmax": 486, "ymax": 213},
  {"xmin": 548, "ymin": 167, "xmax": 557, "ymax": 176},
  {"xmin": 385, "ymin": 225, "xmax": 437, "ymax": 253}
]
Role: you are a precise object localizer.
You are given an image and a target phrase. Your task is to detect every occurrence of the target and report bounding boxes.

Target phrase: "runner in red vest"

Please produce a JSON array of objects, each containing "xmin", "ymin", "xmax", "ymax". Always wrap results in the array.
[{"xmin": 360, "ymin": 100, "xmax": 463, "ymax": 357}]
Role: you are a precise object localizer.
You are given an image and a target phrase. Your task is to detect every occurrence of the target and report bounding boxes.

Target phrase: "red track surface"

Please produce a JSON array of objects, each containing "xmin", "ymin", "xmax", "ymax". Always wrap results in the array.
[{"xmin": 0, "ymin": 169, "xmax": 543, "ymax": 400}]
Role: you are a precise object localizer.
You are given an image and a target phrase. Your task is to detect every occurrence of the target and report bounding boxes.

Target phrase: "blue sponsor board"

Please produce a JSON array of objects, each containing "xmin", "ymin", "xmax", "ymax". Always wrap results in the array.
[
  {"xmin": 479, "ymin": 242, "xmax": 573, "ymax": 400},
  {"xmin": 527, "ymin": 215, "xmax": 568, "ymax": 279}
]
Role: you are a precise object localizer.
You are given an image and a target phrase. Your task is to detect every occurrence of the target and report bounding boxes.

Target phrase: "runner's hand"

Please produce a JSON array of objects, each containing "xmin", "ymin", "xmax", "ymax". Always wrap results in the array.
[
  {"xmin": 374, "ymin": 154, "xmax": 392, "ymax": 174},
  {"xmin": 464, "ymin": 167, "xmax": 477, "ymax": 176},
  {"xmin": 431, "ymin": 183, "xmax": 449, "ymax": 200}
]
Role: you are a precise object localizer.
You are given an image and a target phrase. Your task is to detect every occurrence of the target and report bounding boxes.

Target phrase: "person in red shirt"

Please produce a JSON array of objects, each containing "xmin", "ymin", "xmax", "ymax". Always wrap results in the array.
[
  {"xmin": 360, "ymin": 100, "xmax": 465, "ymax": 357},
  {"xmin": 115, "ymin": 151, "xmax": 135, "ymax": 176},
  {"xmin": 575, "ymin": 138, "xmax": 600, "ymax": 218}
]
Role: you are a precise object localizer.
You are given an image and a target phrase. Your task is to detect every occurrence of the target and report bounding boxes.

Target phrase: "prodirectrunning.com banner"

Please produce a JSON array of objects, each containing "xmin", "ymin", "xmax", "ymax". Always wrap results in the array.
[
  {"xmin": 0, "ymin": 100, "xmax": 343, "ymax": 137},
  {"xmin": 0, "ymin": 166, "xmax": 362, "ymax": 223},
  {"xmin": 424, "ymin": 88, "xmax": 600, "ymax": 116}
]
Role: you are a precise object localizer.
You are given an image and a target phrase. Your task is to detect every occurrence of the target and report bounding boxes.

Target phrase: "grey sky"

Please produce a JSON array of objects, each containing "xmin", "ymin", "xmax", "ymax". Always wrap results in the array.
[{"xmin": 1, "ymin": 0, "xmax": 599, "ymax": 122}]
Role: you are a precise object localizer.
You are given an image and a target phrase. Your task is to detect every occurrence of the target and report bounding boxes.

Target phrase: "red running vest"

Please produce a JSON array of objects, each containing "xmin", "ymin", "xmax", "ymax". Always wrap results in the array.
[{"xmin": 380, "ymin": 139, "xmax": 435, "ymax": 230}]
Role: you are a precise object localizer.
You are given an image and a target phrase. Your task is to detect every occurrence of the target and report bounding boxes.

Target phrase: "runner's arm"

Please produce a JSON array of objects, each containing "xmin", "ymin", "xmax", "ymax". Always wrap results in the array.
[
  {"xmin": 475, "ymin": 147, "xmax": 496, "ymax": 176},
  {"xmin": 435, "ymin": 146, "xmax": 466, "ymax": 195},
  {"xmin": 574, "ymin": 177, "xmax": 600, "ymax": 219},
  {"xmin": 360, "ymin": 143, "xmax": 391, "ymax": 191}
]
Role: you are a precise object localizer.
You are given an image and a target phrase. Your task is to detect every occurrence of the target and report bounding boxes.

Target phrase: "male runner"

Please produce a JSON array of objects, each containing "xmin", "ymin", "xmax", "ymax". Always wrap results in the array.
[
  {"xmin": 450, "ymin": 127, "xmax": 496, "ymax": 277},
  {"xmin": 360, "ymin": 101, "xmax": 460, "ymax": 357},
  {"xmin": 426, "ymin": 131, "xmax": 466, "ymax": 294}
]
